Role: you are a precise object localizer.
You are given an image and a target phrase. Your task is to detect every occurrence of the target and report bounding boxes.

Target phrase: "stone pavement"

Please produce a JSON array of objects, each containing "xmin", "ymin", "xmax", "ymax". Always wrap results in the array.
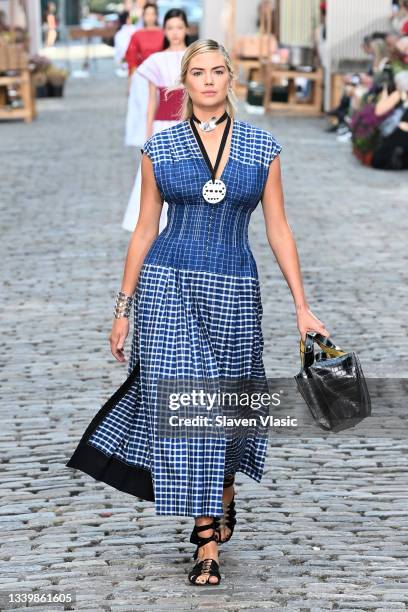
[{"xmin": 1, "ymin": 59, "xmax": 407, "ymax": 611}]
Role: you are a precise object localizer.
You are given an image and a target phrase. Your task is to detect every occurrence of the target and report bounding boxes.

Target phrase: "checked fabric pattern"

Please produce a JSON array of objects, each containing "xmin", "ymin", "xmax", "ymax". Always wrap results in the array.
[{"xmin": 87, "ymin": 119, "xmax": 282, "ymax": 516}]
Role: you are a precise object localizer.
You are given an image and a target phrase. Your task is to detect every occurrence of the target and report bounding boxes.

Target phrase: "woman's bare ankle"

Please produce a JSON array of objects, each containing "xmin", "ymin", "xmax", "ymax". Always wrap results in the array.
[{"xmin": 197, "ymin": 539, "xmax": 218, "ymax": 562}]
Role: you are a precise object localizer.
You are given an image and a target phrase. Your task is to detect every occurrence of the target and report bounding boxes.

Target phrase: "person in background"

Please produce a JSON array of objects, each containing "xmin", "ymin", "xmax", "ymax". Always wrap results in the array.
[
  {"xmin": 392, "ymin": 36, "xmax": 408, "ymax": 71},
  {"xmin": 372, "ymin": 70, "xmax": 408, "ymax": 169},
  {"xmin": 325, "ymin": 76, "xmax": 357, "ymax": 134},
  {"xmin": 361, "ymin": 37, "xmax": 395, "ymax": 96},
  {"xmin": 43, "ymin": 2, "xmax": 57, "ymax": 48},
  {"xmin": 114, "ymin": 11, "xmax": 137, "ymax": 77},
  {"xmin": 315, "ymin": 1, "xmax": 328, "ymax": 71},
  {"xmin": 324, "ymin": 35, "xmax": 382, "ymax": 135},
  {"xmin": 385, "ymin": 32, "xmax": 400, "ymax": 59},
  {"xmin": 390, "ymin": 0, "xmax": 408, "ymax": 35},
  {"xmin": 124, "ymin": 3, "xmax": 163, "ymax": 146},
  {"xmin": 125, "ymin": 2, "xmax": 161, "ymax": 78},
  {"xmin": 327, "ymin": 34, "xmax": 393, "ymax": 141},
  {"xmin": 130, "ymin": 0, "xmax": 156, "ymax": 31},
  {"xmin": 369, "ymin": 37, "xmax": 390, "ymax": 74},
  {"xmin": 122, "ymin": 8, "xmax": 188, "ymax": 233}
]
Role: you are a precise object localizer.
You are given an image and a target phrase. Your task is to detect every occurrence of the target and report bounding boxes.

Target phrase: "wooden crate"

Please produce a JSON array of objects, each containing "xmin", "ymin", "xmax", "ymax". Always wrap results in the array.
[
  {"xmin": 0, "ymin": 41, "xmax": 36, "ymax": 123},
  {"xmin": 262, "ymin": 63, "xmax": 324, "ymax": 116},
  {"xmin": 0, "ymin": 41, "xmax": 28, "ymax": 71}
]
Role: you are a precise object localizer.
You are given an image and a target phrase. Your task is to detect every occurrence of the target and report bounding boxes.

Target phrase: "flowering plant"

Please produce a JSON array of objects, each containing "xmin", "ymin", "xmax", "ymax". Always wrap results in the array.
[
  {"xmin": 29, "ymin": 54, "xmax": 69, "ymax": 88},
  {"xmin": 349, "ymin": 102, "xmax": 392, "ymax": 154},
  {"xmin": 28, "ymin": 54, "xmax": 52, "ymax": 73}
]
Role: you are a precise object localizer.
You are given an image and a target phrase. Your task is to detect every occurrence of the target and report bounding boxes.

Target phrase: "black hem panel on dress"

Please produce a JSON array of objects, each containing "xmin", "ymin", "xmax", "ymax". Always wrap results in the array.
[{"xmin": 65, "ymin": 359, "xmax": 155, "ymax": 502}]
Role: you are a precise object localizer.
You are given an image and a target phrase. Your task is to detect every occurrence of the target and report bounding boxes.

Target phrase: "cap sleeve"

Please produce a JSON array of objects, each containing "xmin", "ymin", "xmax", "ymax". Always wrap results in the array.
[
  {"xmin": 140, "ymin": 135, "xmax": 155, "ymax": 161},
  {"xmin": 137, "ymin": 53, "xmax": 162, "ymax": 86},
  {"xmin": 268, "ymin": 134, "xmax": 282, "ymax": 164}
]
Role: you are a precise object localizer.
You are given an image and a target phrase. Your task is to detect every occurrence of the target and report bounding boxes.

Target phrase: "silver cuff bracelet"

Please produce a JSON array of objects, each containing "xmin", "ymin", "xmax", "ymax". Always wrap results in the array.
[{"xmin": 113, "ymin": 290, "xmax": 133, "ymax": 319}]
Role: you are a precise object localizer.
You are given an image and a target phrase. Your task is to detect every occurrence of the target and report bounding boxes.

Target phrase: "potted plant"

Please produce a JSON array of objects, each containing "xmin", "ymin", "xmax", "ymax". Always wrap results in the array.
[
  {"xmin": 349, "ymin": 102, "xmax": 392, "ymax": 166},
  {"xmin": 45, "ymin": 65, "xmax": 69, "ymax": 97},
  {"xmin": 32, "ymin": 70, "xmax": 48, "ymax": 97},
  {"xmin": 29, "ymin": 55, "xmax": 69, "ymax": 97},
  {"xmin": 29, "ymin": 54, "xmax": 51, "ymax": 97}
]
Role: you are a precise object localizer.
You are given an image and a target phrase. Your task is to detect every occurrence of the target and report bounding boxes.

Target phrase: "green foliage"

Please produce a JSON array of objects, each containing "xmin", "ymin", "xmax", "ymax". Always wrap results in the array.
[{"xmin": 89, "ymin": 0, "xmax": 121, "ymax": 13}]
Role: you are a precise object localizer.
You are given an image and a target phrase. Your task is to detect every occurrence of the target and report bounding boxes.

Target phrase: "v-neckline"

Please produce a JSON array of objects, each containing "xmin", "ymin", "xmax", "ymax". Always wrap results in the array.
[{"xmin": 186, "ymin": 117, "xmax": 237, "ymax": 182}]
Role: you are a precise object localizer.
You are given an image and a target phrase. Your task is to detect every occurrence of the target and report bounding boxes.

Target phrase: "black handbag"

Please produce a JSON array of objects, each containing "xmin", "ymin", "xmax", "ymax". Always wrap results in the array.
[{"xmin": 294, "ymin": 332, "xmax": 371, "ymax": 432}]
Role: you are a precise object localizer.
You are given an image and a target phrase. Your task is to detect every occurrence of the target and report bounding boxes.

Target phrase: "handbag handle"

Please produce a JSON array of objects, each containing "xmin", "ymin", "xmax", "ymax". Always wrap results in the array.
[{"xmin": 299, "ymin": 332, "xmax": 347, "ymax": 369}]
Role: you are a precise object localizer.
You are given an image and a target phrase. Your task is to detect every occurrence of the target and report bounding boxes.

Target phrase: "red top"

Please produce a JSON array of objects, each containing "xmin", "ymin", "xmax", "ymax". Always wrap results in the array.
[{"xmin": 125, "ymin": 29, "xmax": 165, "ymax": 74}]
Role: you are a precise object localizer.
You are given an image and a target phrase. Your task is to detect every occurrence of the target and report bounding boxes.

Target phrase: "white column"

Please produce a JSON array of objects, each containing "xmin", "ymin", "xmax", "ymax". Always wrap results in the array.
[
  {"xmin": 201, "ymin": 0, "xmax": 259, "ymax": 52},
  {"xmin": 201, "ymin": 0, "xmax": 226, "ymax": 45},
  {"xmin": 235, "ymin": 2, "xmax": 258, "ymax": 36},
  {"xmin": 26, "ymin": 0, "xmax": 42, "ymax": 54}
]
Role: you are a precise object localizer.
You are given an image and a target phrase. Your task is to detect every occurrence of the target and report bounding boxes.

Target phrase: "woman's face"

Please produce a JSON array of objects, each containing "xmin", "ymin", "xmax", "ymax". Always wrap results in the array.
[
  {"xmin": 185, "ymin": 51, "xmax": 230, "ymax": 109},
  {"xmin": 164, "ymin": 16, "xmax": 186, "ymax": 47},
  {"xmin": 386, "ymin": 33, "xmax": 398, "ymax": 53},
  {"xmin": 143, "ymin": 7, "xmax": 157, "ymax": 27}
]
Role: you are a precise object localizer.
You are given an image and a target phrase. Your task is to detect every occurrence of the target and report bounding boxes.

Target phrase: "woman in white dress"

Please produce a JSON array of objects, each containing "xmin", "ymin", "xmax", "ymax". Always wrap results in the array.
[
  {"xmin": 114, "ymin": 11, "xmax": 137, "ymax": 77},
  {"xmin": 124, "ymin": 3, "xmax": 164, "ymax": 146},
  {"xmin": 122, "ymin": 9, "xmax": 189, "ymax": 233}
]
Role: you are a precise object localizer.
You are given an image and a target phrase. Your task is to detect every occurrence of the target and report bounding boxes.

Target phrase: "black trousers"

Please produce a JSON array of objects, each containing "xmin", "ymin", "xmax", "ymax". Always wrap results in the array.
[
  {"xmin": 328, "ymin": 94, "xmax": 351, "ymax": 122},
  {"xmin": 372, "ymin": 128, "xmax": 408, "ymax": 170}
]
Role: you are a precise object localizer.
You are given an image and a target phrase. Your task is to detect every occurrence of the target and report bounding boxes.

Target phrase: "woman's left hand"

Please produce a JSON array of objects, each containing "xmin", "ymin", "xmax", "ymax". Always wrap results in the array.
[{"xmin": 296, "ymin": 305, "xmax": 330, "ymax": 341}]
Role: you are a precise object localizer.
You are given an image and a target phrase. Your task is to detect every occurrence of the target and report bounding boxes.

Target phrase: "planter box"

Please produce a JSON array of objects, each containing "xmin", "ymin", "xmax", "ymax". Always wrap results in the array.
[
  {"xmin": 35, "ymin": 83, "xmax": 48, "ymax": 98},
  {"xmin": 0, "ymin": 41, "xmax": 28, "ymax": 71},
  {"xmin": 352, "ymin": 146, "xmax": 373, "ymax": 166},
  {"xmin": 35, "ymin": 82, "xmax": 65, "ymax": 98},
  {"xmin": 47, "ymin": 83, "xmax": 64, "ymax": 97}
]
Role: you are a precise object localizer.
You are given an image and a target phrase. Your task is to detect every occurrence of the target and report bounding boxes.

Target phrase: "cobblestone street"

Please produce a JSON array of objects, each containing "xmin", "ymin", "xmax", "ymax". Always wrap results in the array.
[{"xmin": 1, "ymin": 61, "xmax": 408, "ymax": 611}]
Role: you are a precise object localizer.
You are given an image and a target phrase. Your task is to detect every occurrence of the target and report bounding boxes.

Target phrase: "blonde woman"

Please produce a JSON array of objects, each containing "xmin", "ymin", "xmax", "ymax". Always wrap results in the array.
[{"xmin": 66, "ymin": 39, "xmax": 329, "ymax": 586}]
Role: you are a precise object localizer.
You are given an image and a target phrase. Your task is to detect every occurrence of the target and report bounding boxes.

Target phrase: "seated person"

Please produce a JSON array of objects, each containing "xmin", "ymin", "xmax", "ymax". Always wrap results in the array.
[{"xmin": 372, "ymin": 70, "xmax": 408, "ymax": 169}]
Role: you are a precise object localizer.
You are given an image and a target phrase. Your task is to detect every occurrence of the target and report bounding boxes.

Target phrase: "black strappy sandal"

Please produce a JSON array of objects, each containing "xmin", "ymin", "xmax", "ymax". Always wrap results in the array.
[
  {"xmin": 214, "ymin": 473, "xmax": 236, "ymax": 544},
  {"xmin": 188, "ymin": 519, "xmax": 221, "ymax": 586}
]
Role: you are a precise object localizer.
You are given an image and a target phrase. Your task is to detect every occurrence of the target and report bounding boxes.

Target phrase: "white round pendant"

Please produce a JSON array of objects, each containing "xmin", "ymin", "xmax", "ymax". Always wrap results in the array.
[{"xmin": 202, "ymin": 179, "xmax": 227, "ymax": 204}]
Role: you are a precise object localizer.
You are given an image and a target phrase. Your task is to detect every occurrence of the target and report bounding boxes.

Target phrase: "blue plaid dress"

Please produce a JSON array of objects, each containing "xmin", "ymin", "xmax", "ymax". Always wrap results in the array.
[{"xmin": 66, "ymin": 119, "xmax": 282, "ymax": 517}]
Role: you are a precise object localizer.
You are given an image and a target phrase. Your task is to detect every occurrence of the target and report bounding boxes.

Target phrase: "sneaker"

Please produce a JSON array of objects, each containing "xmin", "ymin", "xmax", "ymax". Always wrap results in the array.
[
  {"xmin": 336, "ymin": 123, "xmax": 350, "ymax": 136},
  {"xmin": 337, "ymin": 130, "xmax": 352, "ymax": 142}
]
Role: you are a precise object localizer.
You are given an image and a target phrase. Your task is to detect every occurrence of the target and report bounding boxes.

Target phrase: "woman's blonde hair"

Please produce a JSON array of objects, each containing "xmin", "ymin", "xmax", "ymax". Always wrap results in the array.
[
  {"xmin": 370, "ymin": 38, "xmax": 388, "ymax": 71},
  {"xmin": 166, "ymin": 39, "xmax": 238, "ymax": 120}
]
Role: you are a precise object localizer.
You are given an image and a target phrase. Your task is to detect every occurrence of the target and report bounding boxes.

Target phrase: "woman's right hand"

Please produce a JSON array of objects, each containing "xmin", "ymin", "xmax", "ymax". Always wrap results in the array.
[{"xmin": 109, "ymin": 317, "xmax": 130, "ymax": 362}]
